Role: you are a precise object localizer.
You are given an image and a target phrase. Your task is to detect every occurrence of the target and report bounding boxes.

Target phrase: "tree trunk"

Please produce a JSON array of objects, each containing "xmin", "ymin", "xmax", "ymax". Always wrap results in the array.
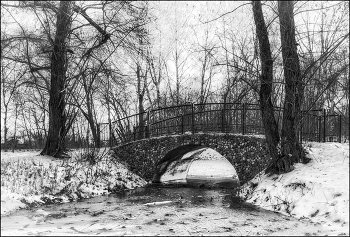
[
  {"xmin": 278, "ymin": 1, "xmax": 306, "ymax": 168},
  {"xmin": 3, "ymin": 105, "xmax": 8, "ymax": 144},
  {"xmin": 252, "ymin": 1, "xmax": 280, "ymax": 163},
  {"xmin": 12, "ymin": 103, "xmax": 19, "ymax": 152},
  {"xmin": 40, "ymin": 1, "xmax": 72, "ymax": 157},
  {"xmin": 83, "ymin": 75, "xmax": 100, "ymax": 148},
  {"xmin": 137, "ymin": 63, "xmax": 145, "ymax": 139},
  {"xmin": 175, "ymin": 47, "xmax": 180, "ymax": 105}
]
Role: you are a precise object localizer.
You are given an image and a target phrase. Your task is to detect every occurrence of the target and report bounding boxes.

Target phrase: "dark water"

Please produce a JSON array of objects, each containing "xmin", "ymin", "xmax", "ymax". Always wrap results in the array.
[
  {"xmin": 117, "ymin": 184, "xmax": 251, "ymax": 208},
  {"xmin": 32, "ymin": 184, "xmax": 258, "ymax": 216}
]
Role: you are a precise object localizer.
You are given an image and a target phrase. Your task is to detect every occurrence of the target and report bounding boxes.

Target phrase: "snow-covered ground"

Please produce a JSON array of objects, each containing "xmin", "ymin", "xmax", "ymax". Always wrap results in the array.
[
  {"xmin": 1, "ymin": 142, "xmax": 349, "ymax": 235},
  {"xmin": 1, "ymin": 148, "xmax": 147, "ymax": 216},
  {"xmin": 239, "ymin": 142, "xmax": 349, "ymax": 235}
]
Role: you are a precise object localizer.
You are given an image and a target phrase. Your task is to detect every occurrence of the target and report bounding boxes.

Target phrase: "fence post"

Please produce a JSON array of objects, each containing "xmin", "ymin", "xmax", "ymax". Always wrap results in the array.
[
  {"xmin": 339, "ymin": 115, "xmax": 342, "ymax": 143},
  {"xmin": 323, "ymin": 109, "xmax": 326, "ymax": 142},
  {"xmin": 147, "ymin": 111, "xmax": 151, "ymax": 139},
  {"xmin": 300, "ymin": 118, "xmax": 303, "ymax": 144},
  {"xmin": 108, "ymin": 122, "xmax": 112, "ymax": 148},
  {"xmin": 318, "ymin": 114, "xmax": 321, "ymax": 142},
  {"xmin": 133, "ymin": 125, "xmax": 136, "ymax": 141},
  {"xmin": 96, "ymin": 123, "xmax": 101, "ymax": 148},
  {"xmin": 242, "ymin": 103, "xmax": 246, "ymax": 135},
  {"xmin": 221, "ymin": 108, "xmax": 225, "ymax": 133},
  {"xmin": 191, "ymin": 103, "xmax": 195, "ymax": 134},
  {"xmin": 181, "ymin": 115, "xmax": 184, "ymax": 134}
]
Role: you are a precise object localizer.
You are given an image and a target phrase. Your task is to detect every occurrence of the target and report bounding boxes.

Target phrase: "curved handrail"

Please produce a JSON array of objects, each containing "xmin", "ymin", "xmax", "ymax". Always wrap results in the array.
[{"xmin": 98, "ymin": 102, "xmax": 336, "ymax": 146}]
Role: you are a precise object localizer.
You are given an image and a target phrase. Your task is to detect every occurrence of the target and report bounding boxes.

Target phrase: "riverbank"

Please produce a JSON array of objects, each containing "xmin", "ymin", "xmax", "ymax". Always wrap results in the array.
[
  {"xmin": 1, "ymin": 148, "xmax": 147, "ymax": 216},
  {"xmin": 1, "ymin": 142, "xmax": 349, "ymax": 235},
  {"xmin": 239, "ymin": 142, "xmax": 349, "ymax": 235},
  {"xmin": 0, "ymin": 186, "xmax": 331, "ymax": 236}
]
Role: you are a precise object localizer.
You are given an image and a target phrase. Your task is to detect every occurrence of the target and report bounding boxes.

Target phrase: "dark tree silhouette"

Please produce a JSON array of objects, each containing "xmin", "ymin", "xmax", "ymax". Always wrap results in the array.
[
  {"xmin": 252, "ymin": 0, "xmax": 308, "ymax": 174},
  {"xmin": 276, "ymin": 0, "xmax": 307, "ymax": 171},
  {"xmin": 40, "ymin": 1, "xmax": 73, "ymax": 157},
  {"xmin": 252, "ymin": 1, "xmax": 280, "ymax": 162}
]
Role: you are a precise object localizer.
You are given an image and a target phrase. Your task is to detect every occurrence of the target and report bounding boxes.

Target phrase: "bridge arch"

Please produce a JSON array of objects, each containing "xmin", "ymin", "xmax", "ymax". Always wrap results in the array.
[{"xmin": 111, "ymin": 133, "xmax": 272, "ymax": 185}]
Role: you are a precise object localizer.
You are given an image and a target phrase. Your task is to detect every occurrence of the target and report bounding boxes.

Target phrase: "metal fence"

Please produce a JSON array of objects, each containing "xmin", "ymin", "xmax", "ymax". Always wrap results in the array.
[
  {"xmin": 98, "ymin": 103, "xmax": 348, "ymax": 147},
  {"xmin": 3, "ymin": 103, "xmax": 345, "ymax": 150}
]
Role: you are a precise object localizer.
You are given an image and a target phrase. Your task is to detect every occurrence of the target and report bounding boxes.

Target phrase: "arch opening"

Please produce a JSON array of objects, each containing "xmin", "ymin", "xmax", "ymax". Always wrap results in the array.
[{"xmin": 152, "ymin": 144, "xmax": 240, "ymax": 188}]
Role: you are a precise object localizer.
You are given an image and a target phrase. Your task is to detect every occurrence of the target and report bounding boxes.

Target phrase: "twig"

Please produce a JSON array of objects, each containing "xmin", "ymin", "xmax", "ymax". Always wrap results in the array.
[
  {"xmin": 144, "ymin": 201, "xmax": 172, "ymax": 206},
  {"xmin": 323, "ymin": 191, "xmax": 329, "ymax": 204},
  {"xmin": 246, "ymin": 229, "xmax": 252, "ymax": 235},
  {"xmin": 213, "ymin": 217, "xmax": 228, "ymax": 220},
  {"xmin": 128, "ymin": 212, "xmax": 142, "ymax": 226},
  {"xmin": 277, "ymin": 175, "xmax": 284, "ymax": 183},
  {"xmin": 274, "ymin": 196, "xmax": 290, "ymax": 205},
  {"xmin": 80, "ymin": 222, "xmax": 97, "ymax": 231},
  {"xmin": 174, "ymin": 211, "xmax": 191, "ymax": 235}
]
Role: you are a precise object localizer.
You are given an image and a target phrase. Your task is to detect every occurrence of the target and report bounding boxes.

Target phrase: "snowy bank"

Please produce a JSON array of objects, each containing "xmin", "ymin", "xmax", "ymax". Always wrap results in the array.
[
  {"xmin": 1, "ymin": 149, "xmax": 147, "ymax": 216},
  {"xmin": 239, "ymin": 142, "xmax": 349, "ymax": 235}
]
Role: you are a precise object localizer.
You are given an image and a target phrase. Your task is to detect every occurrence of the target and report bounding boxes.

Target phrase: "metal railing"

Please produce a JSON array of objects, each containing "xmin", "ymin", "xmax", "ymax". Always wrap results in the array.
[{"xmin": 98, "ymin": 103, "xmax": 347, "ymax": 147}]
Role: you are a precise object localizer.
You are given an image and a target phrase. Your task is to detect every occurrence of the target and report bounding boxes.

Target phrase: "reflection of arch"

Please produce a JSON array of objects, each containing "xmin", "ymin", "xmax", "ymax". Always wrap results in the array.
[
  {"xmin": 152, "ymin": 144, "xmax": 204, "ymax": 183},
  {"xmin": 153, "ymin": 144, "xmax": 240, "ymax": 188}
]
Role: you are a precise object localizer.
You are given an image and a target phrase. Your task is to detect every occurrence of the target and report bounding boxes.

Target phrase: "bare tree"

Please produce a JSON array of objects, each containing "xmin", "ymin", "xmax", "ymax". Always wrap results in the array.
[
  {"xmin": 39, "ymin": 1, "xmax": 73, "ymax": 156},
  {"xmin": 252, "ymin": 1, "xmax": 280, "ymax": 164},
  {"xmin": 276, "ymin": 1, "xmax": 305, "ymax": 171},
  {"xmin": 2, "ymin": 1, "xmax": 150, "ymax": 155},
  {"xmin": 194, "ymin": 24, "xmax": 218, "ymax": 105},
  {"xmin": 1, "ymin": 60, "xmax": 25, "ymax": 144},
  {"xmin": 146, "ymin": 49, "xmax": 165, "ymax": 109},
  {"xmin": 216, "ymin": 19, "xmax": 259, "ymax": 105}
]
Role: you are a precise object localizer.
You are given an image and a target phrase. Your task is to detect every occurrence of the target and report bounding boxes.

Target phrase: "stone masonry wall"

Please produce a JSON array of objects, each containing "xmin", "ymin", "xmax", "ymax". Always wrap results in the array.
[{"xmin": 111, "ymin": 133, "xmax": 272, "ymax": 185}]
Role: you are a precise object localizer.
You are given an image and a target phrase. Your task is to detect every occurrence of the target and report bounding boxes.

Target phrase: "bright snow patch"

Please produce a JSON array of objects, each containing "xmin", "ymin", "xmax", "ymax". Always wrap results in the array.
[
  {"xmin": 1, "ymin": 149, "xmax": 147, "ymax": 216},
  {"xmin": 239, "ymin": 142, "xmax": 349, "ymax": 235},
  {"xmin": 160, "ymin": 148, "xmax": 239, "ymax": 186}
]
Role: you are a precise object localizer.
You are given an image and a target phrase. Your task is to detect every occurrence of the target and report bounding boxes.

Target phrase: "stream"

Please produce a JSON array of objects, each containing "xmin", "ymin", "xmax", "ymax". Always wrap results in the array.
[{"xmin": 1, "ymin": 185, "xmax": 327, "ymax": 236}]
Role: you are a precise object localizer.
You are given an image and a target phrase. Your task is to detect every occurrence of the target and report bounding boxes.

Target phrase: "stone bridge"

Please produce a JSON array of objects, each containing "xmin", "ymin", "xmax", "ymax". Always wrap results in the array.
[
  {"xmin": 105, "ymin": 103, "xmax": 344, "ymax": 185},
  {"xmin": 111, "ymin": 133, "xmax": 272, "ymax": 185}
]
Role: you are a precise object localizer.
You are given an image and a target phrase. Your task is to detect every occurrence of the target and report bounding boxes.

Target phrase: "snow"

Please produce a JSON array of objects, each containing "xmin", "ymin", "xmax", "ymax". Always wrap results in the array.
[
  {"xmin": 1, "ymin": 142, "xmax": 349, "ymax": 235},
  {"xmin": 1, "ymin": 149, "xmax": 147, "ymax": 216},
  {"xmin": 160, "ymin": 159, "xmax": 190, "ymax": 183},
  {"xmin": 145, "ymin": 132, "xmax": 265, "ymax": 141},
  {"xmin": 180, "ymin": 148, "xmax": 206, "ymax": 160},
  {"xmin": 187, "ymin": 148, "xmax": 239, "ymax": 181},
  {"xmin": 160, "ymin": 148, "xmax": 239, "ymax": 185},
  {"xmin": 187, "ymin": 159, "xmax": 237, "ymax": 180},
  {"xmin": 239, "ymin": 142, "xmax": 349, "ymax": 235}
]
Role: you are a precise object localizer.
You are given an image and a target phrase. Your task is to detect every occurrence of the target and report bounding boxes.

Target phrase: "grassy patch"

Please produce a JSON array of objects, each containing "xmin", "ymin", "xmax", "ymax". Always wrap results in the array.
[{"xmin": 1, "ymin": 148, "xmax": 146, "ymax": 209}]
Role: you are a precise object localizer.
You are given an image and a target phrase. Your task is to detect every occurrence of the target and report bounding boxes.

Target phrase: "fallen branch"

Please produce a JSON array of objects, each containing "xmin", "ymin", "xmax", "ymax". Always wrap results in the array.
[
  {"xmin": 143, "ymin": 201, "xmax": 172, "ymax": 206},
  {"xmin": 174, "ymin": 211, "xmax": 191, "ymax": 235}
]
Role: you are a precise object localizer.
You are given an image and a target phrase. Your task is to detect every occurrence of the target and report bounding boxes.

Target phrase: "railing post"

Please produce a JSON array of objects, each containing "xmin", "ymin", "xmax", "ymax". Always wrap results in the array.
[
  {"xmin": 133, "ymin": 125, "xmax": 136, "ymax": 141},
  {"xmin": 221, "ymin": 108, "xmax": 225, "ymax": 133},
  {"xmin": 109, "ymin": 122, "xmax": 112, "ymax": 148},
  {"xmin": 96, "ymin": 123, "xmax": 101, "ymax": 148},
  {"xmin": 300, "ymin": 117, "xmax": 303, "ymax": 144},
  {"xmin": 242, "ymin": 103, "xmax": 246, "ymax": 135},
  {"xmin": 318, "ymin": 114, "xmax": 321, "ymax": 142},
  {"xmin": 181, "ymin": 115, "xmax": 184, "ymax": 134},
  {"xmin": 191, "ymin": 103, "xmax": 195, "ymax": 134},
  {"xmin": 338, "ymin": 114, "xmax": 342, "ymax": 143},
  {"xmin": 323, "ymin": 109, "xmax": 326, "ymax": 142},
  {"xmin": 147, "ymin": 111, "xmax": 151, "ymax": 139}
]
